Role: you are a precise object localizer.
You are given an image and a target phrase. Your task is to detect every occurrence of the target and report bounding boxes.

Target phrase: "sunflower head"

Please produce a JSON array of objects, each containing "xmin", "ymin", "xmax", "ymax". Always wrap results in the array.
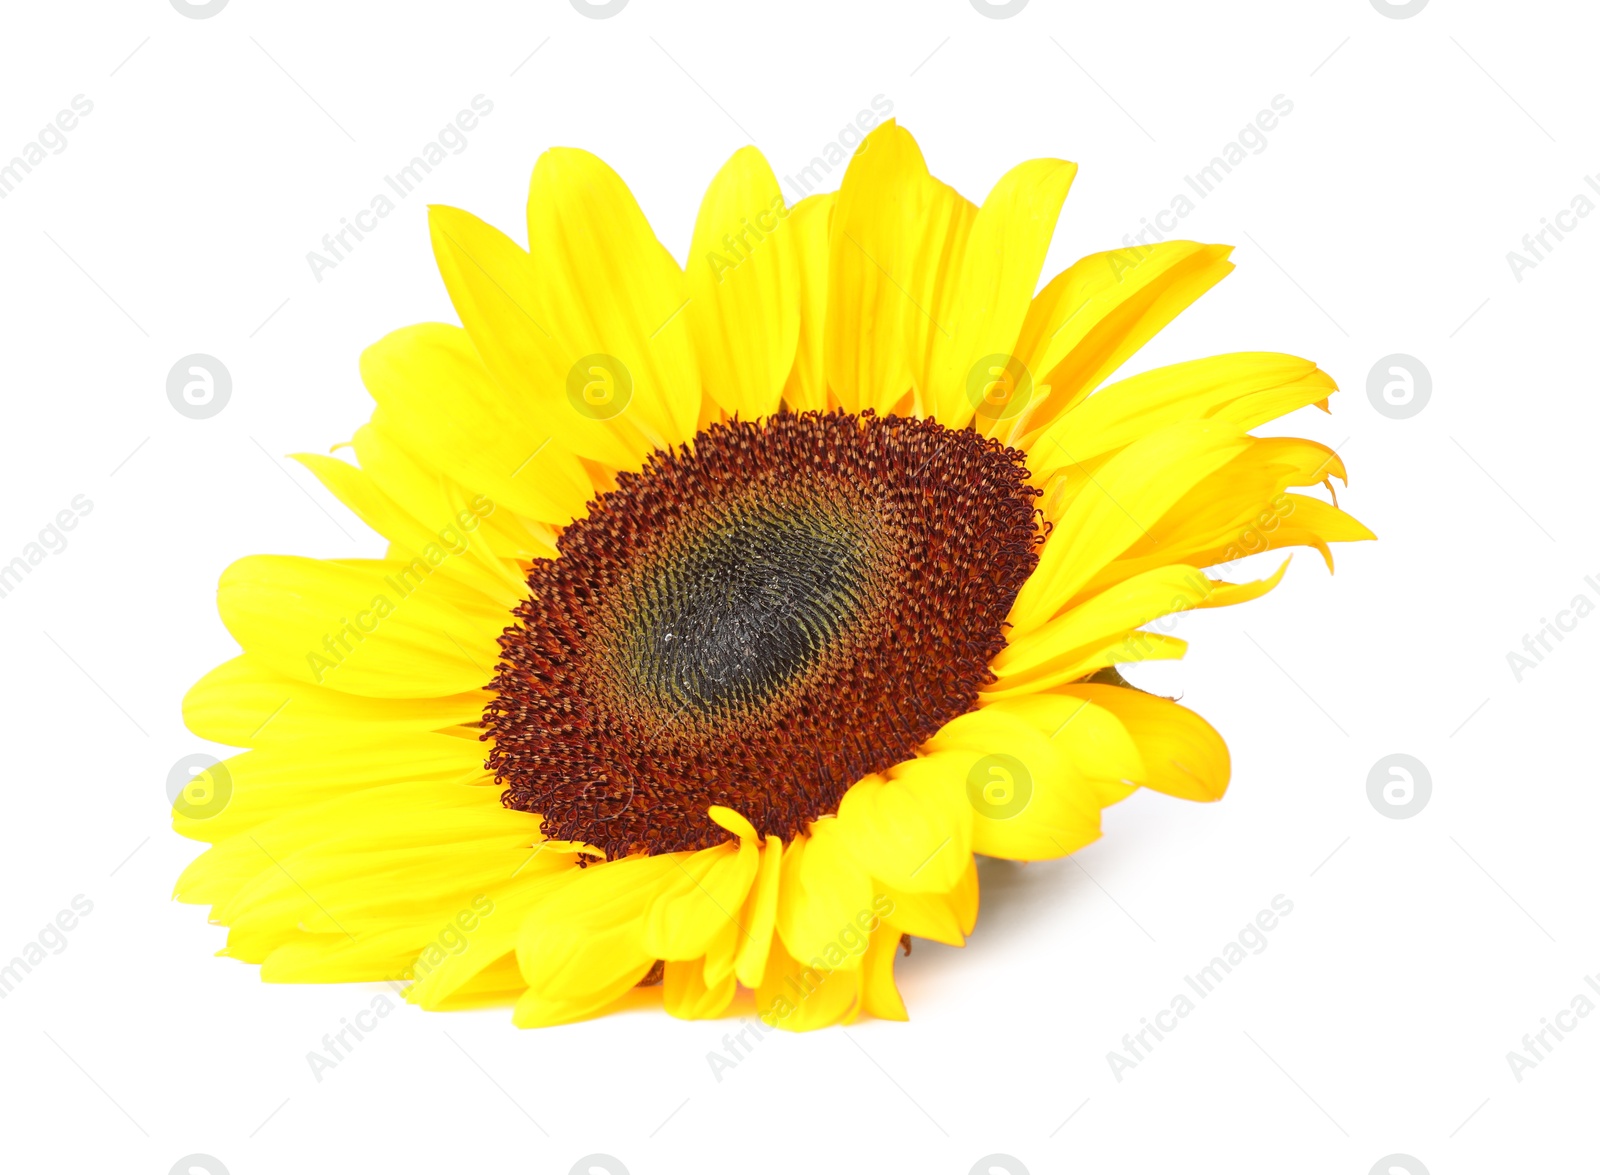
[{"xmin": 176, "ymin": 121, "xmax": 1372, "ymax": 1031}]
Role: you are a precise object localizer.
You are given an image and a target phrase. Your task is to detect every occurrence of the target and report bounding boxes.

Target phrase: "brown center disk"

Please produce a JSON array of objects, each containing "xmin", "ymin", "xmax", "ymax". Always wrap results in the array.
[{"xmin": 483, "ymin": 410, "xmax": 1042, "ymax": 858}]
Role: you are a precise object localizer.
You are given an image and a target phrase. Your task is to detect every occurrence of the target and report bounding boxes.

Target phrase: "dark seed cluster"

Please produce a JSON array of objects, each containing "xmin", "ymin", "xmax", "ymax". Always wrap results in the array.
[{"xmin": 483, "ymin": 410, "xmax": 1042, "ymax": 858}]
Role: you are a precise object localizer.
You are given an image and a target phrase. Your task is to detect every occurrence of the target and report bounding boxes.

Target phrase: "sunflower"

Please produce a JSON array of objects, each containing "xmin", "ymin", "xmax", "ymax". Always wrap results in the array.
[{"xmin": 175, "ymin": 121, "xmax": 1372, "ymax": 1031}]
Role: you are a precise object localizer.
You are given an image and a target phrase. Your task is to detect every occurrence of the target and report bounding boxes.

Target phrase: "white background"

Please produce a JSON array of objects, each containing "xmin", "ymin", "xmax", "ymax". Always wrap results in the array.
[{"xmin": 0, "ymin": 1, "xmax": 1594, "ymax": 1172}]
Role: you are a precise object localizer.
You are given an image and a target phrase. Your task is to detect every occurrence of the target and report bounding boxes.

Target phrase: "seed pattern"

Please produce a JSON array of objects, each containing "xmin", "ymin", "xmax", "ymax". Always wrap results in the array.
[{"xmin": 484, "ymin": 410, "xmax": 1043, "ymax": 857}]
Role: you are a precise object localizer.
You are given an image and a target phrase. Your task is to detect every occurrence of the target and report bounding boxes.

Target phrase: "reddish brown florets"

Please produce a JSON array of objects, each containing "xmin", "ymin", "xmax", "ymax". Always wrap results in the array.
[{"xmin": 483, "ymin": 410, "xmax": 1042, "ymax": 858}]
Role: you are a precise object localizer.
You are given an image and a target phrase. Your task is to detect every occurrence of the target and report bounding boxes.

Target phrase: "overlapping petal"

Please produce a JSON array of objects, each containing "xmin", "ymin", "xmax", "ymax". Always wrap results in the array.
[{"xmin": 176, "ymin": 125, "xmax": 1372, "ymax": 1035}]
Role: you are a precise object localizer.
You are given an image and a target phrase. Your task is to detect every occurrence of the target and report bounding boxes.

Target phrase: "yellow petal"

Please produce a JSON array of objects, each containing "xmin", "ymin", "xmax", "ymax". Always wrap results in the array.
[
  {"xmin": 407, "ymin": 876, "xmax": 570, "ymax": 1010},
  {"xmin": 923, "ymin": 707, "xmax": 1103, "ymax": 861},
  {"xmin": 774, "ymin": 827, "xmax": 873, "ymax": 973},
  {"xmin": 429, "ymin": 199, "xmax": 689, "ymax": 473},
  {"xmin": 877, "ymin": 859, "xmax": 979, "ymax": 946},
  {"xmin": 358, "ymin": 322, "xmax": 596, "ymax": 524},
  {"xmin": 524, "ymin": 148, "xmax": 701, "ymax": 451},
  {"xmin": 931, "ymin": 156, "xmax": 1079, "ymax": 427},
  {"xmin": 1060, "ymin": 683, "xmax": 1230, "ymax": 801},
  {"xmin": 826, "ymin": 122, "xmax": 975, "ymax": 415},
  {"xmin": 1011, "ymin": 420, "xmax": 1252, "ymax": 632},
  {"xmin": 983, "ymin": 692, "xmax": 1141, "ymax": 808},
  {"xmin": 983, "ymin": 633, "xmax": 1187, "ymax": 700},
  {"xmin": 687, "ymin": 146, "xmax": 800, "ymax": 420},
  {"xmin": 217, "ymin": 556, "xmax": 503, "ymax": 699},
  {"xmin": 513, "ymin": 854, "xmax": 682, "ymax": 1025},
  {"xmin": 411, "ymin": 952, "xmax": 525, "ymax": 1010},
  {"xmin": 171, "ymin": 733, "xmax": 485, "ymax": 844},
  {"xmin": 293, "ymin": 450, "xmax": 534, "ymax": 606},
  {"xmin": 663, "ymin": 954, "xmax": 739, "ymax": 1020},
  {"xmin": 734, "ymin": 834, "xmax": 784, "ymax": 988},
  {"xmin": 995, "ymin": 563, "xmax": 1212, "ymax": 680},
  {"xmin": 1008, "ymin": 240, "xmax": 1235, "ymax": 439},
  {"xmin": 350, "ymin": 418, "xmax": 539, "ymax": 597},
  {"xmin": 642, "ymin": 838, "xmax": 760, "ymax": 962},
  {"xmin": 183, "ymin": 655, "xmax": 485, "ymax": 748},
  {"xmin": 1026, "ymin": 352, "xmax": 1334, "ymax": 470},
  {"xmin": 1077, "ymin": 445, "xmax": 1375, "ymax": 597},
  {"xmin": 832, "ymin": 762, "xmax": 972, "ymax": 894},
  {"xmin": 754, "ymin": 932, "xmax": 861, "ymax": 1032},
  {"xmin": 1198, "ymin": 557, "xmax": 1292, "ymax": 609},
  {"xmin": 858, "ymin": 923, "xmax": 909, "ymax": 1022},
  {"xmin": 781, "ymin": 192, "xmax": 836, "ymax": 414}
]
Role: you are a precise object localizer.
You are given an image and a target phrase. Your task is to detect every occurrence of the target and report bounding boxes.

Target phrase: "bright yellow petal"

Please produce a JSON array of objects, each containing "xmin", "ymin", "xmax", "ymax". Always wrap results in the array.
[
  {"xmin": 513, "ymin": 854, "xmax": 681, "ymax": 1026},
  {"xmin": 1076, "ymin": 442, "xmax": 1375, "ymax": 598},
  {"xmin": 993, "ymin": 563, "xmax": 1212, "ymax": 682},
  {"xmin": 825, "ymin": 122, "xmax": 975, "ymax": 415},
  {"xmin": 216, "ymin": 556, "xmax": 502, "ymax": 699},
  {"xmin": 774, "ymin": 827, "xmax": 873, "ymax": 972},
  {"xmin": 931, "ymin": 156, "xmax": 1078, "ymax": 427},
  {"xmin": 641, "ymin": 837, "xmax": 760, "ymax": 962},
  {"xmin": 687, "ymin": 146, "xmax": 800, "ymax": 420},
  {"xmin": 1011, "ymin": 420, "xmax": 1252, "ymax": 633},
  {"xmin": 524, "ymin": 148, "xmax": 702, "ymax": 452},
  {"xmin": 832, "ymin": 762, "xmax": 972, "ymax": 894},
  {"xmin": 406, "ymin": 876, "xmax": 566, "ymax": 1010},
  {"xmin": 983, "ymin": 692, "xmax": 1141, "ymax": 809},
  {"xmin": 294, "ymin": 449, "xmax": 544, "ymax": 603},
  {"xmin": 1198, "ymin": 557, "xmax": 1292, "ymax": 609},
  {"xmin": 183, "ymin": 655, "xmax": 485, "ymax": 748},
  {"xmin": 781, "ymin": 192, "xmax": 836, "ymax": 414},
  {"xmin": 754, "ymin": 933, "xmax": 860, "ymax": 1031},
  {"xmin": 858, "ymin": 923, "xmax": 909, "ymax": 1022},
  {"xmin": 1058, "ymin": 683, "xmax": 1230, "ymax": 802},
  {"xmin": 663, "ymin": 954, "xmax": 739, "ymax": 1020},
  {"xmin": 878, "ymin": 858, "xmax": 979, "ymax": 946},
  {"xmin": 1007, "ymin": 240, "xmax": 1235, "ymax": 441},
  {"xmin": 923, "ymin": 707, "xmax": 1103, "ymax": 861},
  {"xmin": 171, "ymin": 733, "xmax": 486, "ymax": 844},
  {"xmin": 733, "ymin": 834, "xmax": 784, "ymax": 988},
  {"xmin": 1025, "ymin": 352, "xmax": 1334, "ymax": 474},
  {"xmin": 358, "ymin": 322, "xmax": 596, "ymax": 525}
]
